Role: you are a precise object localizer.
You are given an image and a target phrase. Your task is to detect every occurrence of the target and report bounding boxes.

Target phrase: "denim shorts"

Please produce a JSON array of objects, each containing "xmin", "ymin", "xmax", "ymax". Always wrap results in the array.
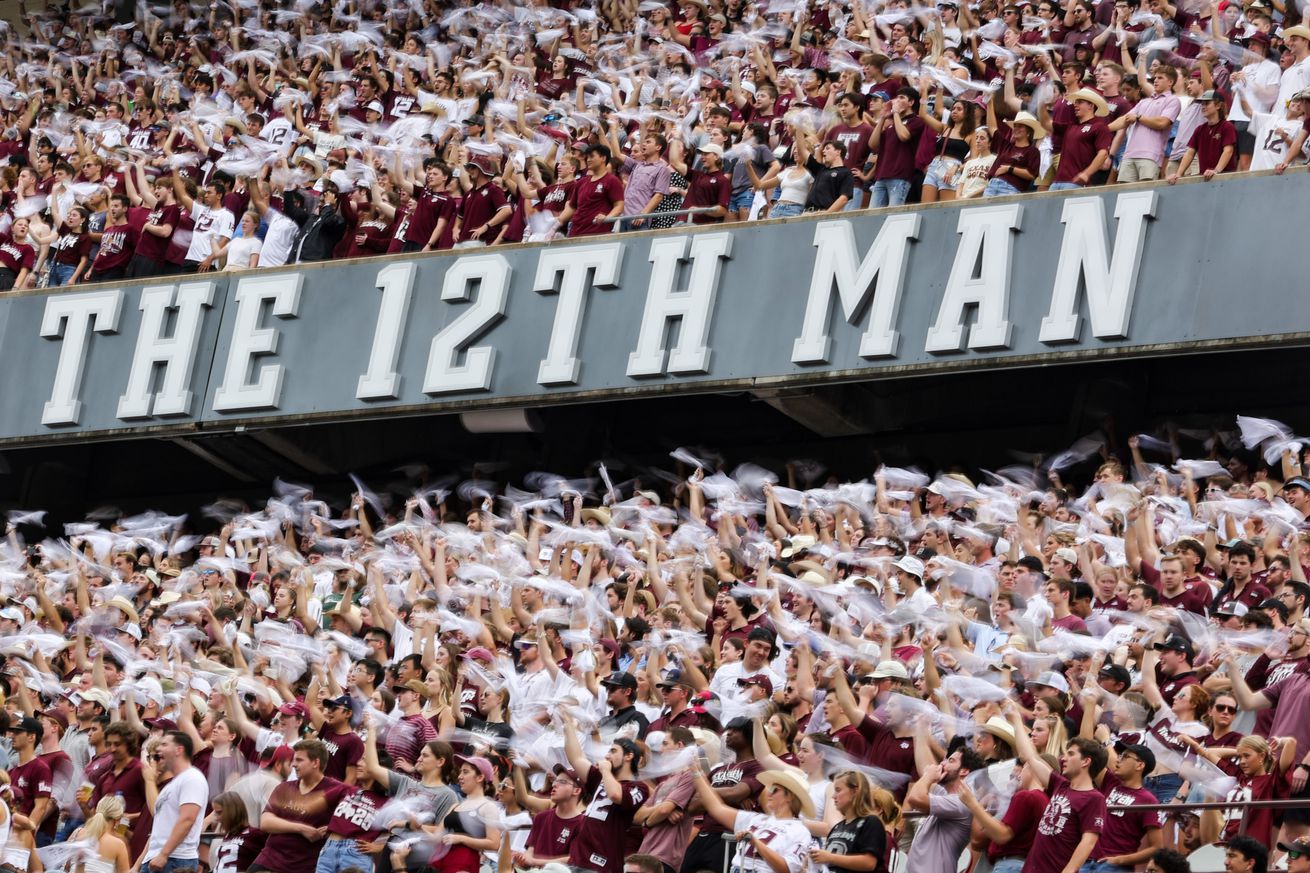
[
  {"xmin": 770, "ymin": 201, "xmax": 805, "ymax": 218},
  {"xmin": 983, "ymin": 177, "xmax": 1020, "ymax": 198},
  {"xmin": 924, "ymin": 156, "xmax": 962, "ymax": 190},
  {"xmin": 730, "ymin": 188, "xmax": 755, "ymax": 212}
]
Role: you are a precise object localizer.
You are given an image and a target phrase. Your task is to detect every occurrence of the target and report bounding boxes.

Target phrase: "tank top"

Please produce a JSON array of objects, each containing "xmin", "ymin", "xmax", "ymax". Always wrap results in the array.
[
  {"xmin": 938, "ymin": 133, "xmax": 971, "ymax": 162},
  {"xmin": 777, "ymin": 168, "xmax": 813, "ymax": 205}
]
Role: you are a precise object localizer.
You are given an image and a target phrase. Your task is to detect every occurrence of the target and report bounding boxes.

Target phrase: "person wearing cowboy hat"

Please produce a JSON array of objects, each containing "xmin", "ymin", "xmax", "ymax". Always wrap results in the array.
[
  {"xmin": 690, "ymin": 764, "xmax": 814, "ymax": 873},
  {"xmin": 906, "ymin": 735, "xmax": 987, "ymax": 873},
  {"xmin": 1050, "ymin": 89, "xmax": 1113, "ymax": 190},
  {"xmin": 975, "ymin": 715, "xmax": 1018, "ymax": 763},
  {"xmin": 1274, "ymin": 25, "xmax": 1310, "ymax": 118}
]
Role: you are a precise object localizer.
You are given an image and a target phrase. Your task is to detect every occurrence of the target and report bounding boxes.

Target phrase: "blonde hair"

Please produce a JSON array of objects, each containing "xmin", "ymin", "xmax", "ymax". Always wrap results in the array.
[
  {"xmin": 870, "ymin": 787, "xmax": 903, "ymax": 831},
  {"xmin": 81, "ymin": 794, "xmax": 126, "ymax": 841},
  {"xmin": 1236, "ymin": 736, "xmax": 1272, "ymax": 770},
  {"xmin": 834, "ymin": 771, "xmax": 877, "ymax": 819},
  {"xmin": 1037, "ymin": 716, "xmax": 1068, "ymax": 758}
]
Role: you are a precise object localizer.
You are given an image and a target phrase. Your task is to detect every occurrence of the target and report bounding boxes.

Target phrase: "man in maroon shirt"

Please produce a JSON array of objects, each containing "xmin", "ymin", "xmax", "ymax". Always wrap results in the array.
[
  {"xmin": 456, "ymin": 155, "xmax": 512, "ymax": 246},
  {"xmin": 559, "ymin": 144, "xmax": 625, "ymax": 237},
  {"xmin": 404, "ymin": 159, "xmax": 456, "ymax": 253},
  {"xmin": 825, "ymin": 92, "xmax": 875, "ymax": 206},
  {"xmin": 314, "ymin": 695, "xmax": 364, "ymax": 783},
  {"xmin": 518, "ymin": 766, "xmax": 586, "ymax": 866},
  {"xmin": 1093, "ymin": 743, "xmax": 1165, "ymax": 870},
  {"xmin": 869, "ymin": 87, "xmax": 926, "ymax": 207},
  {"xmin": 92, "ymin": 722, "xmax": 151, "ymax": 862},
  {"xmin": 125, "ymin": 166, "xmax": 182, "ymax": 280},
  {"xmin": 561, "ymin": 718, "xmax": 651, "ymax": 873},
  {"xmin": 1153, "ymin": 634, "xmax": 1200, "ymax": 706},
  {"xmin": 250, "ymin": 739, "xmax": 352, "ymax": 873},
  {"xmin": 90, "ymin": 194, "xmax": 140, "ymax": 282},
  {"xmin": 1052, "ymin": 88, "xmax": 1113, "ymax": 189},
  {"xmin": 8, "ymin": 716, "xmax": 54, "ymax": 845}
]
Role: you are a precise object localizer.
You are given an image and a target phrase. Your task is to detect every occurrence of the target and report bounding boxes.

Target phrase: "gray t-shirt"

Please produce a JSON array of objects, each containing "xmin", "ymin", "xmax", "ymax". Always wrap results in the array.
[
  {"xmin": 730, "ymin": 143, "xmax": 777, "ymax": 194},
  {"xmin": 906, "ymin": 787, "xmax": 972, "ymax": 873},
  {"xmin": 386, "ymin": 771, "xmax": 459, "ymax": 821}
]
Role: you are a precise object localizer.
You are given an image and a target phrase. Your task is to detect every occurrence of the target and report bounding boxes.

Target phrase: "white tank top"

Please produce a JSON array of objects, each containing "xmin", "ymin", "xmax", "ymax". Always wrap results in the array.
[
  {"xmin": 777, "ymin": 168, "xmax": 814, "ymax": 205},
  {"xmin": 0, "ymin": 798, "xmax": 29, "ymax": 870}
]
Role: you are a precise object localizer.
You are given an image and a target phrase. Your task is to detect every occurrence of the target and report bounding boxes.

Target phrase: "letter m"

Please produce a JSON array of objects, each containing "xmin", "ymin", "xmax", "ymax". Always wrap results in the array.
[{"xmin": 791, "ymin": 215, "xmax": 920, "ymax": 364}]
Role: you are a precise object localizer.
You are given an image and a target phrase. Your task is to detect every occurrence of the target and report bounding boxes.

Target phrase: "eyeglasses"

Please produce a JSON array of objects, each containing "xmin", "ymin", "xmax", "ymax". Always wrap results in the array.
[{"xmin": 1213, "ymin": 703, "xmax": 1237, "ymax": 713}]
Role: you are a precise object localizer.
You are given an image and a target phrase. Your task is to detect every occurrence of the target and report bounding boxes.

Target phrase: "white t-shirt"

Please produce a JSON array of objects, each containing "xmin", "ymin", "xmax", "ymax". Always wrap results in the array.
[
  {"xmin": 147, "ymin": 765, "xmax": 208, "ymax": 861},
  {"xmin": 1229, "ymin": 59, "xmax": 1282, "ymax": 122},
  {"xmin": 1275, "ymin": 55, "xmax": 1310, "ymax": 118},
  {"xmin": 223, "ymin": 235, "xmax": 262, "ymax": 270},
  {"xmin": 731, "ymin": 811, "xmax": 810, "ymax": 873},
  {"xmin": 709, "ymin": 659, "xmax": 785, "ymax": 702},
  {"xmin": 186, "ymin": 202, "xmax": 235, "ymax": 262},
  {"xmin": 1249, "ymin": 112, "xmax": 1310, "ymax": 170}
]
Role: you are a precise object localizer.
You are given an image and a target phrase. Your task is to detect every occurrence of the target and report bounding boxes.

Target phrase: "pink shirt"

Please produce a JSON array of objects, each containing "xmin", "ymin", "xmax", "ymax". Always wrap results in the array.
[{"xmin": 1122, "ymin": 93, "xmax": 1181, "ymax": 162}]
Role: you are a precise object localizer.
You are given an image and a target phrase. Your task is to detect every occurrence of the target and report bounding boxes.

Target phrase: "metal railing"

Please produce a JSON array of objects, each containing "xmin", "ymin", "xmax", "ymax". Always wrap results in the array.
[{"xmin": 598, "ymin": 206, "xmax": 721, "ymax": 225}]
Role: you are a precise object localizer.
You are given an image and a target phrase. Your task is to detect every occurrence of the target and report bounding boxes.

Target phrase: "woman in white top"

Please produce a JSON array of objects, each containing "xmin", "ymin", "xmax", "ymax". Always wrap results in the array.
[
  {"xmin": 215, "ymin": 210, "xmax": 263, "ymax": 270},
  {"xmin": 953, "ymin": 126, "xmax": 997, "ymax": 199},
  {"xmin": 692, "ymin": 766, "xmax": 815, "ymax": 873},
  {"xmin": 68, "ymin": 794, "xmax": 131, "ymax": 873},
  {"xmin": 747, "ymin": 146, "xmax": 813, "ymax": 220},
  {"xmin": 751, "ymin": 718, "xmax": 835, "ymax": 835}
]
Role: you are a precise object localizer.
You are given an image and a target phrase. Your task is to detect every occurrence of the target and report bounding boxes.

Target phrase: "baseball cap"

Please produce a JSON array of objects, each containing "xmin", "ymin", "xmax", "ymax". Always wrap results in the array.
[
  {"xmin": 263, "ymin": 745, "xmax": 294, "ymax": 769},
  {"xmin": 1114, "ymin": 741, "xmax": 1156, "ymax": 776},
  {"xmin": 869, "ymin": 660, "xmax": 911, "ymax": 681},
  {"xmin": 454, "ymin": 754, "xmax": 495, "ymax": 784},
  {"xmin": 737, "ymin": 674, "xmax": 774, "ymax": 695},
  {"xmin": 893, "ymin": 556, "xmax": 925, "ymax": 578},
  {"xmin": 725, "ymin": 716, "xmax": 753, "ymax": 732},
  {"xmin": 1153, "ymin": 633, "xmax": 1196, "ymax": 660},
  {"xmin": 0, "ymin": 607, "xmax": 23, "ymax": 623},
  {"xmin": 657, "ymin": 669, "xmax": 691, "ymax": 689},
  {"xmin": 697, "ymin": 143, "xmax": 724, "ymax": 157},
  {"xmin": 80, "ymin": 688, "xmax": 114, "ymax": 711},
  {"xmin": 1197, "ymin": 89, "xmax": 1224, "ymax": 102},
  {"xmin": 600, "ymin": 671, "xmax": 637, "ymax": 691},
  {"xmin": 10, "ymin": 715, "xmax": 42, "ymax": 736},
  {"xmin": 462, "ymin": 647, "xmax": 495, "ymax": 663},
  {"xmin": 1053, "ymin": 547, "xmax": 1079, "ymax": 564},
  {"xmin": 1284, "ymin": 476, "xmax": 1310, "ymax": 492},
  {"xmin": 366, "ymin": 100, "xmax": 385, "ymax": 114},
  {"xmin": 1098, "ymin": 664, "xmax": 1132, "ymax": 686},
  {"xmin": 323, "ymin": 693, "xmax": 354, "ymax": 709},
  {"xmin": 39, "ymin": 709, "xmax": 69, "ymax": 731},
  {"xmin": 144, "ymin": 717, "xmax": 178, "ymax": 732},
  {"xmin": 1277, "ymin": 838, "xmax": 1310, "ymax": 856},
  {"xmin": 552, "ymin": 763, "xmax": 582, "ymax": 784},
  {"xmin": 1214, "ymin": 601, "xmax": 1249, "ymax": 618},
  {"xmin": 395, "ymin": 679, "xmax": 431, "ymax": 699},
  {"xmin": 1031, "ymin": 671, "xmax": 1071, "ymax": 693},
  {"xmin": 277, "ymin": 701, "xmax": 309, "ymax": 719},
  {"xmin": 464, "ymin": 114, "xmax": 485, "ymax": 127}
]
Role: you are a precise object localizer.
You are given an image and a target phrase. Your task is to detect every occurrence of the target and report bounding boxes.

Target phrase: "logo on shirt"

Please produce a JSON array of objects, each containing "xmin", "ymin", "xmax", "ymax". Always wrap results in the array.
[{"xmin": 1038, "ymin": 793, "xmax": 1073, "ymax": 836}]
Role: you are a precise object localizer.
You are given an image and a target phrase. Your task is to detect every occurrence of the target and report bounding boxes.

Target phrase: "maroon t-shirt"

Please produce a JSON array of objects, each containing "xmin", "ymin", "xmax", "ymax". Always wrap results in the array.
[
  {"xmin": 37, "ymin": 749, "xmax": 72, "ymax": 838},
  {"xmin": 537, "ymin": 180, "xmax": 576, "ymax": 215},
  {"xmin": 326, "ymin": 785, "xmax": 387, "ymax": 840},
  {"xmin": 1055, "ymin": 118, "xmax": 1113, "ymax": 182},
  {"xmin": 212, "ymin": 827, "xmax": 267, "ymax": 873},
  {"xmin": 346, "ymin": 218, "xmax": 392, "ymax": 258},
  {"xmin": 51, "ymin": 225, "xmax": 93, "ymax": 266},
  {"xmin": 826, "ymin": 122, "xmax": 875, "ymax": 170},
  {"xmin": 1049, "ymin": 99, "xmax": 1078, "ymax": 153},
  {"xmin": 855, "ymin": 714, "xmax": 918, "ymax": 800},
  {"xmin": 405, "ymin": 186, "xmax": 456, "ymax": 248},
  {"xmin": 0, "ymin": 233, "xmax": 35, "ymax": 273},
  {"xmin": 458, "ymin": 182, "xmax": 509, "ymax": 242},
  {"xmin": 319, "ymin": 728, "xmax": 365, "ymax": 782},
  {"xmin": 988, "ymin": 126, "xmax": 1041, "ymax": 192},
  {"xmin": 1157, "ymin": 670, "xmax": 1200, "ymax": 706},
  {"xmin": 1096, "ymin": 773, "xmax": 1163, "ymax": 857},
  {"xmin": 1188, "ymin": 120, "xmax": 1237, "ymax": 174},
  {"xmin": 567, "ymin": 769, "xmax": 649, "ymax": 873},
  {"xmin": 92, "ymin": 758, "xmax": 151, "ymax": 860},
  {"xmin": 685, "ymin": 168, "xmax": 730, "ymax": 223},
  {"xmin": 1248, "ymin": 654, "xmax": 1309, "ymax": 736},
  {"xmin": 873, "ymin": 114, "xmax": 926, "ymax": 181},
  {"xmin": 9, "ymin": 755, "xmax": 52, "ymax": 817},
  {"xmin": 1053, "ymin": 614, "xmax": 1089, "ymax": 633},
  {"xmin": 699, "ymin": 759, "xmax": 763, "ymax": 833},
  {"xmin": 1221, "ymin": 767, "xmax": 1289, "ymax": 846},
  {"xmin": 526, "ymin": 807, "xmax": 585, "ymax": 860},
  {"xmin": 130, "ymin": 204, "xmax": 182, "ymax": 262},
  {"xmin": 986, "ymin": 787, "xmax": 1046, "ymax": 861},
  {"xmin": 1027, "ymin": 773, "xmax": 1106, "ymax": 873},
  {"xmin": 566, "ymin": 172, "xmax": 625, "ymax": 237},
  {"xmin": 252, "ymin": 777, "xmax": 354, "ymax": 873},
  {"xmin": 92, "ymin": 222, "xmax": 139, "ymax": 275}
]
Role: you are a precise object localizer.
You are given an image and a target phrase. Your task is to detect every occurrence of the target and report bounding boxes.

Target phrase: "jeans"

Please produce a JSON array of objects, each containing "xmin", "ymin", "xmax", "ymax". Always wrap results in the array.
[
  {"xmin": 48, "ymin": 262, "xmax": 77, "ymax": 286},
  {"xmin": 1081, "ymin": 862, "xmax": 1131, "ymax": 873},
  {"xmin": 1144, "ymin": 772, "xmax": 1184, "ymax": 805},
  {"xmin": 147, "ymin": 858, "xmax": 198, "ymax": 873},
  {"xmin": 983, "ymin": 178, "xmax": 1021, "ymax": 198},
  {"xmin": 770, "ymin": 202, "xmax": 804, "ymax": 218},
  {"xmin": 1049, "ymin": 181, "xmax": 1083, "ymax": 191},
  {"xmin": 316, "ymin": 837, "xmax": 374, "ymax": 873},
  {"xmin": 993, "ymin": 859, "xmax": 1025, "ymax": 873},
  {"xmin": 729, "ymin": 188, "xmax": 755, "ymax": 212},
  {"xmin": 842, "ymin": 187, "xmax": 865, "ymax": 211},
  {"xmin": 871, "ymin": 178, "xmax": 911, "ymax": 208}
]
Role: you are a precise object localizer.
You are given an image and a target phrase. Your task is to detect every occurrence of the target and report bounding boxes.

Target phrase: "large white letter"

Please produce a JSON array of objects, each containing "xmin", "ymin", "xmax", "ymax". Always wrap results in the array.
[
  {"xmin": 212, "ymin": 273, "xmax": 302, "ymax": 412},
  {"xmin": 356, "ymin": 262, "xmax": 417, "ymax": 400},
  {"xmin": 40, "ymin": 289, "xmax": 123, "ymax": 426},
  {"xmin": 423, "ymin": 254, "xmax": 511, "ymax": 395},
  {"xmin": 925, "ymin": 204, "xmax": 1023, "ymax": 353},
  {"xmin": 1039, "ymin": 191, "xmax": 1157, "ymax": 344},
  {"xmin": 534, "ymin": 242, "xmax": 624, "ymax": 386},
  {"xmin": 626, "ymin": 232, "xmax": 731, "ymax": 377},
  {"xmin": 791, "ymin": 215, "xmax": 920, "ymax": 364},
  {"xmin": 117, "ymin": 281, "xmax": 215, "ymax": 419}
]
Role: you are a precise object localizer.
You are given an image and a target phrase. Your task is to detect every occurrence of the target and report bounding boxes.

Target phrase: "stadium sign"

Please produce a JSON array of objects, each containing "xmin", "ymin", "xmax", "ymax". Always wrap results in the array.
[{"xmin": 1, "ymin": 175, "xmax": 1305, "ymax": 445}]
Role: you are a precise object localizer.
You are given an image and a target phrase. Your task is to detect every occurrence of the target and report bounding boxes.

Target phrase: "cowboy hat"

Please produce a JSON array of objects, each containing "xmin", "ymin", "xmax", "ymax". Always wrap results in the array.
[
  {"xmin": 758, "ymin": 768, "xmax": 817, "ymax": 819},
  {"xmin": 107, "ymin": 596, "xmax": 139, "ymax": 626},
  {"xmin": 979, "ymin": 716, "xmax": 1017, "ymax": 747},
  {"xmin": 1067, "ymin": 88, "xmax": 1110, "ymax": 117},
  {"xmin": 1005, "ymin": 110, "xmax": 1047, "ymax": 139}
]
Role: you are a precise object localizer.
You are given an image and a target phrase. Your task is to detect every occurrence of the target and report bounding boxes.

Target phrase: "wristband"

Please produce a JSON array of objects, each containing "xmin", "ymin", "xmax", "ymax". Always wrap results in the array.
[{"xmin": 1298, "ymin": 763, "xmax": 1310, "ymax": 772}]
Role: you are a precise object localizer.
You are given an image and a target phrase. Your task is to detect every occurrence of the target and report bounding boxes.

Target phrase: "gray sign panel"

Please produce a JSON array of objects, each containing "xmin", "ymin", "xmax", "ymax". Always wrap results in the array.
[{"xmin": 0, "ymin": 174, "xmax": 1304, "ymax": 446}]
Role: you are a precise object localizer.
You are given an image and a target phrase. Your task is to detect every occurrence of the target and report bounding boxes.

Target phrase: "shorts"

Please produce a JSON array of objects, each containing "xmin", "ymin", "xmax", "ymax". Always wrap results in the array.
[
  {"xmin": 729, "ymin": 188, "xmax": 755, "ymax": 212},
  {"xmin": 0, "ymin": 267, "xmax": 18, "ymax": 291},
  {"xmin": 1166, "ymin": 158, "xmax": 1200, "ymax": 178},
  {"xmin": 983, "ymin": 178, "xmax": 1021, "ymax": 198},
  {"xmin": 1285, "ymin": 783, "xmax": 1310, "ymax": 825},
  {"xmin": 1234, "ymin": 120, "xmax": 1254, "ymax": 155},
  {"xmin": 1117, "ymin": 158, "xmax": 1161, "ymax": 183},
  {"xmin": 770, "ymin": 201, "xmax": 804, "ymax": 218},
  {"xmin": 1037, "ymin": 152, "xmax": 1061, "ymax": 187},
  {"xmin": 923, "ymin": 156, "xmax": 962, "ymax": 190}
]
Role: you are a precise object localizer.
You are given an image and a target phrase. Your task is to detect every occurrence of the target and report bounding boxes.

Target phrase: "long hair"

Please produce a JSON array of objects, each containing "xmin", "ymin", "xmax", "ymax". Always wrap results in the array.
[
  {"xmin": 870, "ymin": 787, "xmax": 903, "ymax": 832},
  {"xmin": 1039, "ymin": 716, "xmax": 1069, "ymax": 758},
  {"xmin": 81, "ymin": 794, "xmax": 126, "ymax": 841},
  {"xmin": 834, "ymin": 771, "xmax": 876, "ymax": 819}
]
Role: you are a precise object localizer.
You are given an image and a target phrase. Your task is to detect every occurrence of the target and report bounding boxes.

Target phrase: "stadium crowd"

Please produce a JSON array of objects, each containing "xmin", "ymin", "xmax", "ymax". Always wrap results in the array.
[
  {"xmin": 3, "ymin": 415, "xmax": 1310, "ymax": 873},
  {"xmin": 0, "ymin": 0, "xmax": 1307, "ymax": 288}
]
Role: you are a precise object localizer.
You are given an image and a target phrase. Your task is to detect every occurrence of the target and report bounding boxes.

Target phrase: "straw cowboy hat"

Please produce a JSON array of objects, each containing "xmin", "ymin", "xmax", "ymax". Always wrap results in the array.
[
  {"xmin": 758, "ymin": 768, "xmax": 817, "ymax": 819},
  {"xmin": 1067, "ymin": 88, "xmax": 1110, "ymax": 117},
  {"xmin": 1006, "ymin": 110, "xmax": 1048, "ymax": 139}
]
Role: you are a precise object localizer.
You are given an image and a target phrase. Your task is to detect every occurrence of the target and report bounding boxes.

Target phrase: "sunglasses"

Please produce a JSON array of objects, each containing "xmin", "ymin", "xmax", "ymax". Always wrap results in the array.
[
  {"xmin": 1213, "ymin": 704, "xmax": 1237, "ymax": 713},
  {"xmin": 1289, "ymin": 852, "xmax": 1304, "ymax": 861}
]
